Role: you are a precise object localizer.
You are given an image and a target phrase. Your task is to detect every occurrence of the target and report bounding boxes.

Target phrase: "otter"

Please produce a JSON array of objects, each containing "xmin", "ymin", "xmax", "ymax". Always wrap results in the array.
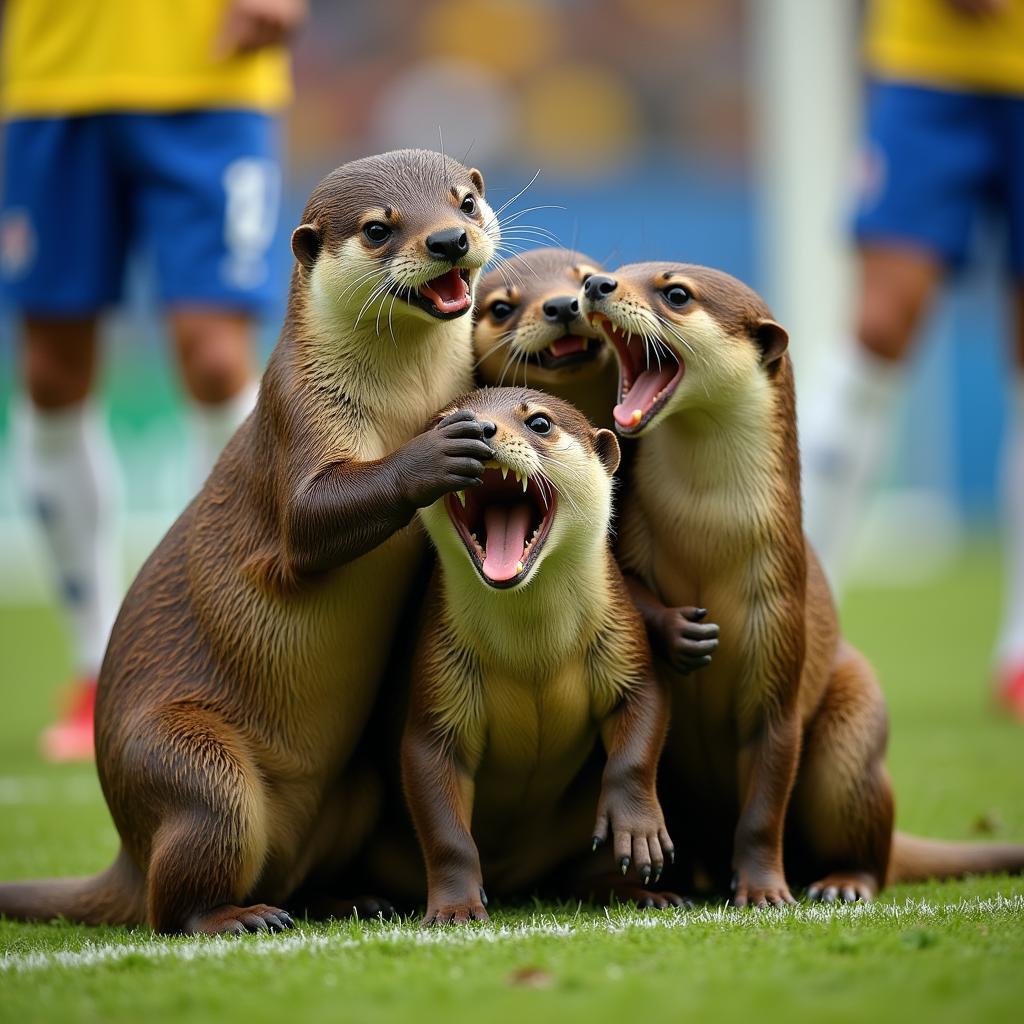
[
  {"xmin": 402, "ymin": 387, "xmax": 676, "ymax": 924},
  {"xmin": 582, "ymin": 262, "xmax": 1024, "ymax": 905},
  {"xmin": 0, "ymin": 150, "xmax": 504, "ymax": 935},
  {"xmin": 473, "ymin": 249, "xmax": 618, "ymax": 429},
  {"xmin": 475, "ymin": 249, "xmax": 719, "ymax": 676}
]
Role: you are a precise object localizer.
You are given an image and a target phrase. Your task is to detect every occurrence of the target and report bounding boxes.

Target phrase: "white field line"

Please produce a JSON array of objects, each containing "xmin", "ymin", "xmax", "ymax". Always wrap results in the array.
[{"xmin": 2, "ymin": 895, "xmax": 1022, "ymax": 975}]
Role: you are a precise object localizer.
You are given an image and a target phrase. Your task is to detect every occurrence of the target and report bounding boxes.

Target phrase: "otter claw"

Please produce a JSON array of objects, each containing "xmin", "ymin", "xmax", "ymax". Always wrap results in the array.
[{"xmin": 620, "ymin": 856, "xmax": 631, "ymax": 876}]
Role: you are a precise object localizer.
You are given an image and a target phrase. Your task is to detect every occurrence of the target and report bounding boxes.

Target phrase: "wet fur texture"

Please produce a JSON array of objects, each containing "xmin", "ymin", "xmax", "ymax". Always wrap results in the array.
[
  {"xmin": 402, "ymin": 388, "xmax": 674, "ymax": 924},
  {"xmin": 0, "ymin": 150, "xmax": 501, "ymax": 934},
  {"xmin": 584, "ymin": 262, "xmax": 1024, "ymax": 905}
]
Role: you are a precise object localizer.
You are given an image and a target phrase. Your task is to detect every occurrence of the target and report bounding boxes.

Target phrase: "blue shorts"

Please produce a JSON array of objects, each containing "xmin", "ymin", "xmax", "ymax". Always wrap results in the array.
[
  {"xmin": 0, "ymin": 110, "xmax": 281, "ymax": 315},
  {"xmin": 853, "ymin": 80, "xmax": 1024, "ymax": 276}
]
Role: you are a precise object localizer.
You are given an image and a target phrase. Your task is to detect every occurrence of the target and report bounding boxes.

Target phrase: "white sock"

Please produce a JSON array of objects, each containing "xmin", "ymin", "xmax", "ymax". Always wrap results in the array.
[
  {"xmin": 186, "ymin": 380, "xmax": 258, "ymax": 489},
  {"xmin": 801, "ymin": 341, "xmax": 905, "ymax": 593},
  {"xmin": 997, "ymin": 376, "xmax": 1024, "ymax": 665},
  {"xmin": 12, "ymin": 399, "xmax": 123, "ymax": 678}
]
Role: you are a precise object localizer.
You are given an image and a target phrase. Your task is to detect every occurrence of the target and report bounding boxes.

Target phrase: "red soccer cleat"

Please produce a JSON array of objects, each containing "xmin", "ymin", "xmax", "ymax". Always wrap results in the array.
[
  {"xmin": 40, "ymin": 677, "xmax": 96, "ymax": 762},
  {"xmin": 996, "ymin": 664, "xmax": 1024, "ymax": 723}
]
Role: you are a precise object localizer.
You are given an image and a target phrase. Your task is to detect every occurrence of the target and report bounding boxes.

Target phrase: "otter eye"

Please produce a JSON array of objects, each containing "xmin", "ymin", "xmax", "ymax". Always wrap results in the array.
[
  {"xmin": 526, "ymin": 413, "xmax": 552, "ymax": 435},
  {"xmin": 363, "ymin": 222, "xmax": 392, "ymax": 245},
  {"xmin": 490, "ymin": 300, "xmax": 515, "ymax": 322},
  {"xmin": 460, "ymin": 194, "xmax": 477, "ymax": 216},
  {"xmin": 663, "ymin": 285, "xmax": 691, "ymax": 308}
]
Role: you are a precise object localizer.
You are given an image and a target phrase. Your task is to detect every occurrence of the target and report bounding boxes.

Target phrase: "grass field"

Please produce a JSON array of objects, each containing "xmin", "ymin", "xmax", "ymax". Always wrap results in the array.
[{"xmin": 1, "ymin": 541, "xmax": 1022, "ymax": 1023}]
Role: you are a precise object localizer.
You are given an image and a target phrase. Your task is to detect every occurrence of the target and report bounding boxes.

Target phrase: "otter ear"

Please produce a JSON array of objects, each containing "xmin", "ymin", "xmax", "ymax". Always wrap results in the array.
[
  {"xmin": 593, "ymin": 428, "xmax": 621, "ymax": 477},
  {"xmin": 469, "ymin": 168, "xmax": 485, "ymax": 197},
  {"xmin": 291, "ymin": 223, "xmax": 323, "ymax": 270},
  {"xmin": 754, "ymin": 318, "xmax": 788, "ymax": 366}
]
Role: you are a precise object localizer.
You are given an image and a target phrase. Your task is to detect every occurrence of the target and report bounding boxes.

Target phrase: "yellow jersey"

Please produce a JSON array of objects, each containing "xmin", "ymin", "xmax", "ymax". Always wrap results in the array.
[
  {"xmin": 865, "ymin": 0, "xmax": 1024, "ymax": 94},
  {"xmin": 1, "ymin": 0, "xmax": 291, "ymax": 118}
]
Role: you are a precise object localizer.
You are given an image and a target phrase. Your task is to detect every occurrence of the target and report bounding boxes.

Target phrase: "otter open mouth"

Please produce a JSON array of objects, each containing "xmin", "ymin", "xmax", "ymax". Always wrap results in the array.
[
  {"xmin": 446, "ymin": 464, "xmax": 556, "ymax": 588},
  {"xmin": 590, "ymin": 314, "xmax": 684, "ymax": 433},
  {"xmin": 398, "ymin": 268, "xmax": 472, "ymax": 319},
  {"xmin": 527, "ymin": 334, "xmax": 603, "ymax": 371}
]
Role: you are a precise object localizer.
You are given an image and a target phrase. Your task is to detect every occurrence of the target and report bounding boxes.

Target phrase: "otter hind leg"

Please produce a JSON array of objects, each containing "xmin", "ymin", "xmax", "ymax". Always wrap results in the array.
[
  {"xmin": 132, "ymin": 706, "xmax": 291, "ymax": 935},
  {"xmin": 791, "ymin": 644, "xmax": 894, "ymax": 902}
]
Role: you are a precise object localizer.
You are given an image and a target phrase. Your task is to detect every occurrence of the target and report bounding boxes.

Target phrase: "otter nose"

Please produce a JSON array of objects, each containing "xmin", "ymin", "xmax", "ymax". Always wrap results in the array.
[
  {"xmin": 480, "ymin": 421, "xmax": 497, "ymax": 439},
  {"xmin": 425, "ymin": 227, "xmax": 469, "ymax": 264},
  {"xmin": 542, "ymin": 295, "xmax": 580, "ymax": 325},
  {"xmin": 584, "ymin": 274, "xmax": 618, "ymax": 301}
]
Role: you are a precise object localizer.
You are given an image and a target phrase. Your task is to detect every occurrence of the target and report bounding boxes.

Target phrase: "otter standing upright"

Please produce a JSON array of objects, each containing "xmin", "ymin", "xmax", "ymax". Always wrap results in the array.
[
  {"xmin": 403, "ymin": 388, "xmax": 675, "ymax": 924},
  {"xmin": 583, "ymin": 263, "xmax": 1024, "ymax": 905},
  {"xmin": 0, "ymin": 150, "xmax": 502, "ymax": 934}
]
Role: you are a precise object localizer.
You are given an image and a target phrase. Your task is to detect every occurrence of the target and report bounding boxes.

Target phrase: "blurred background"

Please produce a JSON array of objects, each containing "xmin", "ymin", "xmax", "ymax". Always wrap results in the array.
[{"xmin": 0, "ymin": 0, "xmax": 1011, "ymax": 599}]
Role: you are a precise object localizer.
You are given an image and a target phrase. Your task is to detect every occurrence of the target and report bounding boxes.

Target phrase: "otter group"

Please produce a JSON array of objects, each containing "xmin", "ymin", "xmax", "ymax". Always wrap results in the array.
[{"xmin": 1, "ymin": 152, "xmax": 1021, "ymax": 933}]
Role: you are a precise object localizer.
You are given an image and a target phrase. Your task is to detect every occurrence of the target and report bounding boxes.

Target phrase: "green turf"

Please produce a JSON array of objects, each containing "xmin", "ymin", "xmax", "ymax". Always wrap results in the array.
[{"xmin": 1, "ymin": 541, "xmax": 1022, "ymax": 1023}]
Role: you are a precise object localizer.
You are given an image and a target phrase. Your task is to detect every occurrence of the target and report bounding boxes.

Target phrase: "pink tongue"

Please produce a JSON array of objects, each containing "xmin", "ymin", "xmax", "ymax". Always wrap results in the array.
[
  {"xmin": 482, "ymin": 503, "xmax": 531, "ymax": 582},
  {"xmin": 428, "ymin": 268, "xmax": 467, "ymax": 304},
  {"xmin": 613, "ymin": 366, "xmax": 677, "ymax": 428},
  {"xmin": 549, "ymin": 335, "xmax": 585, "ymax": 357}
]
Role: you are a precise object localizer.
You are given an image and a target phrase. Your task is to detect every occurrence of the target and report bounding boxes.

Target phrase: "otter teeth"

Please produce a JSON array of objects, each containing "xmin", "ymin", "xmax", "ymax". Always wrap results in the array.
[
  {"xmin": 456, "ymin": 490, "xmax": 467, "ymax": 507},
  {"xmin": 516, "ymin": 560, "xmax": 524, "ymax": 573},
  {"xmin": 500, "ymin": 466, "xmax": 509, "ymax": 479},
  {"xmin": 629, "ymin": 409, "xmax": 643, "ymax": 427}
]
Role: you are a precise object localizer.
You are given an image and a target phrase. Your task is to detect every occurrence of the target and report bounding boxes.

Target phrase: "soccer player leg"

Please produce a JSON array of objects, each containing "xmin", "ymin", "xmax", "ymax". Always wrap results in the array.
[
  {"xmin": 2, "ymin": 116, "xmax": 127, "ymax": 759},
  {"xmin": 802, "ymin": 82, "xmax": 990, "ymax": 592},
  {"xmin": 135, "ymin": 111, "xmax": 280, "ymax": 485},
  {"xmin": 996, "ymin": 94, "xmax": 1024, "ymax": 716}
]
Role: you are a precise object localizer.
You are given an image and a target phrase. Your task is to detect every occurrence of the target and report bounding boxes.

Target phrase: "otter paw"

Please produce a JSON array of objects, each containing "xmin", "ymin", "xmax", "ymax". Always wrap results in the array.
[
  {"xmin": 807, "ymin": 872, "xmax": 878, "ymax": 904},
  {"xmin": 593, "ymin": 792, "xmax": 673, "ymax": 885},
  {"xmin": 422, "ymin": 891, "xmax": 489, "ymax": 927},
  {"xmin": 186, "ymin": 903, "xmax": 295, "ymax": 936},
  {"xmin": 402, "ymin": 410, "xmax": 494, "ymax": 509},
  {"xmin": 662, "ymin": 606, "xmax": 719, "ymax": 674},
  {"xmin": 731, "ymin": 872, "xmax": 796, "ymax": 909}
]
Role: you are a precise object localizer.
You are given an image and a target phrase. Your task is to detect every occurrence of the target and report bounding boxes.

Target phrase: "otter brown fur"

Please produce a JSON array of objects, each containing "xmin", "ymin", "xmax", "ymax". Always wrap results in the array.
[
  {"xmin": 0, "ymin": 150, "xmax": 504, "ymax": 934},
  {"xmin": 401, "ymin": 387, "xmax": 677, "ymax": 923},
  {"xmin": 582, "ymin": 262, "xmax": 1024, "ymax": 905},
  {"xmin": 474, "ymin": 249, "xmax": 618, "ymax": 429}
]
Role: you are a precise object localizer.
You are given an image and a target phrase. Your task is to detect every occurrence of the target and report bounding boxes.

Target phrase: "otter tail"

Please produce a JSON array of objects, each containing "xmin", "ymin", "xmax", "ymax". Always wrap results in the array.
[
  {"xmin": 888, "ymin": 831, "xmax": 1024, "ymax": 885},
  {"xmin": 0, "ymin": 847, "xmax": 144, "ymax": 926}
]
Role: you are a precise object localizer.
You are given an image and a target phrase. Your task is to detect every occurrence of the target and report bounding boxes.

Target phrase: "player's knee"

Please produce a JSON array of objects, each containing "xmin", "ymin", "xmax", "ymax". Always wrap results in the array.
[
  {"xmin": 173, "ymin": 315, "xmax": 254, "ymax": 404},
  {"xmin": 856, "ymin": 279, "xmax": 929, "ymax": 364},
  {"xmin": 856, "ymin": 305, "xmax": 913, "ymax": 363},
  {"xmin": 22, "ymin": 327, "xmax": 96, "ymax": 408}
]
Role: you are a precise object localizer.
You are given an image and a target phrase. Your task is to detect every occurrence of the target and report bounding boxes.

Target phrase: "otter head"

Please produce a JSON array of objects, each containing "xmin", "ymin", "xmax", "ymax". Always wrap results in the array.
[
  {"xmin": 580, "ymin": 262, "xmax": 788, "ymax": 437},
  {"xmin": 292, "ymin": 149, "xmax": 499, "ymax": 339},
  {"xmin": 474, "ymin": 249, "xmax": 608, "ymax": 387},
  {"xmin": 420, "ymin": 387, "xmax": 620, "ymax": 591}
]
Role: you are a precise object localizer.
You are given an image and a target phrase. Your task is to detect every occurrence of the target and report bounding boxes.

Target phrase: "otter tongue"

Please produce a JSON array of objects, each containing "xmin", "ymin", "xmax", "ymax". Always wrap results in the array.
[
  {"xmin": 613, "ymin": 365, "xmax": 676, "ymax": 428},
  {"xmin": 549, "ymin": 335, "xmax": 585, "ymax": 357},
  {"xmin": 420, "ymin": 268, "xmax": 469, "ymax": 313},
  {"xmin": 482, "ymin": 503, "xmax": 531, "ymax": 582}
]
